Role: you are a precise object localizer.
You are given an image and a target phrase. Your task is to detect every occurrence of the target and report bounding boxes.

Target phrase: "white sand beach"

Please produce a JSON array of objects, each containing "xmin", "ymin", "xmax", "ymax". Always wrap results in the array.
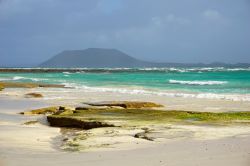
[{"xmin": 1, "ymin": 0, "xmax": 249, "ymax": 165}]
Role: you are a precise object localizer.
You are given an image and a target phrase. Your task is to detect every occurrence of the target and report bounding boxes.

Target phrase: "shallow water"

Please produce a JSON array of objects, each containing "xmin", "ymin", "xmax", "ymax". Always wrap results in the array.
[{"xmin": 1, "ymin": 67, "xmax": 250, "ymax": 101}]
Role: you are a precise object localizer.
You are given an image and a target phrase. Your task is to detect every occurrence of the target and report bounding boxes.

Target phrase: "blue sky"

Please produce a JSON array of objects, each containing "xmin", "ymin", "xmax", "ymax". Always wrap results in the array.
[{"xmin": 0, "ymin": 0, "xmax": 250, "ymax": 66}]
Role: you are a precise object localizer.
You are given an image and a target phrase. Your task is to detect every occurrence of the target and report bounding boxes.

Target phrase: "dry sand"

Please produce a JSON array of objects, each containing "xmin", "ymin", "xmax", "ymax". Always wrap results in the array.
[{"xmin": 1, "ymin": 136, "xmax": 250, "ymax": 166}]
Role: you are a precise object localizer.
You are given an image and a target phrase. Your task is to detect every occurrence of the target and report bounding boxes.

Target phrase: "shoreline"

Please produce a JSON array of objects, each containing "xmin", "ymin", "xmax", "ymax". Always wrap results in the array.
[{"xmin": 1, "ymin": 87, "xmax": 250, "ymax": 112}]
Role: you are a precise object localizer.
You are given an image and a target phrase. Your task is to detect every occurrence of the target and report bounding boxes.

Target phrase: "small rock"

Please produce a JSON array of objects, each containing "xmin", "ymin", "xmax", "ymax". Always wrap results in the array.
[
  {"xmin": 134, "ymin": 131, "xmax": 154, "ymax": 141},
  {"xmin": 25, "ymin": 93, "xmax": 43, "ymax": 98}
]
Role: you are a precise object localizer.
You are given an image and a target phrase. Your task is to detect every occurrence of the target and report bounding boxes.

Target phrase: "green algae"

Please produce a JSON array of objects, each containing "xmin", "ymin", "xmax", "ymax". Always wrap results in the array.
[{"xmin": 73, "ymin": 109, "xmax": 250, "ymax": 121}]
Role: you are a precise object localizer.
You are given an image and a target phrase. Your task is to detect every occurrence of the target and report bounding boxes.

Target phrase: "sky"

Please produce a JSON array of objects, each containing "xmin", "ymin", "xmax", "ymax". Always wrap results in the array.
[{"xmin": 0, "ymin": 0, "xmax": 250, "ymax": 66}]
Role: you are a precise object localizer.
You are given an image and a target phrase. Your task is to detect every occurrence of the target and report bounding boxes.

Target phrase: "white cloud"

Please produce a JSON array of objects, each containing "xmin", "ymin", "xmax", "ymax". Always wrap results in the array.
[
  {"xmin": 203, "ymin": 9, "xmax": 222, "ymax": 20},
  {"xmin": 166, "ymin": 14, "xmax": 190, "ymax": 25},
  {"xmin": 166, "ymin": 14, "xmax": 175, "ymax": 22},
  {"xmin": 151, "ymin": 17, "xmax": 163, "ymax": 26},
  {"xmin": 96, "ymin": 34, "xmax": 109, "ymax": 43},
  {"xmin": 151, "ymin": 14, "xmax": 190, "ymax": 27}
]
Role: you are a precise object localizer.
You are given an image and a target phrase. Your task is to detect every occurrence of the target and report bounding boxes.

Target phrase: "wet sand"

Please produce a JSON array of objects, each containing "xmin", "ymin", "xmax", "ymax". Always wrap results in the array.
[{"xmin": 1, "ymin": 87, "xmax": 250, "ymax": 112}]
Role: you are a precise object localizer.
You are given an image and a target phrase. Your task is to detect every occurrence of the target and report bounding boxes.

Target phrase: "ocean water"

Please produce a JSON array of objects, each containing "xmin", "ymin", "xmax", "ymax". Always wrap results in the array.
[{"xmin": 0, "ymin": 67, "xmax": 250, "ymax": 101}]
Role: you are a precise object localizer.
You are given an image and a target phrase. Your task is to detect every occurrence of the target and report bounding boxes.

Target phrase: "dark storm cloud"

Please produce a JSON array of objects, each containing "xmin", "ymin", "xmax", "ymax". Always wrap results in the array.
[{"xmin": 0, "ymin": 0, "xmax": 250, "ymax": 66}]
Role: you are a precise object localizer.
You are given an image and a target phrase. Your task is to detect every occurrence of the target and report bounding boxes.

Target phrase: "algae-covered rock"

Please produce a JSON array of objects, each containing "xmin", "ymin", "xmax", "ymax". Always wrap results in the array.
[
  {"xmin": 21, "ymin": 106, "xmax": 59, "ymax": 115},
  {"xmin": 47, "ymin": 116, "xmax": 115, "ymax": 129},
  {"xmin": 83, "ymin": 101, "xmax": 163, "ymax": 109},
  {"xmin": 20, "ymin": 102, "xmax": 250, "ymax": 131},
  {"xmin": 21, "ymin": 106, "xmax": 74, "ymax": 115},
  {"xmin": 25, "ymin": 93, "xmax": 43, "ymax": 98},
  {"xmin": 17, "ymin": 100, "xmax": 250, "ymax": 152},
  {"xmin": 47, "ymin": 108, "xmax": 250, "ymax": 129}
]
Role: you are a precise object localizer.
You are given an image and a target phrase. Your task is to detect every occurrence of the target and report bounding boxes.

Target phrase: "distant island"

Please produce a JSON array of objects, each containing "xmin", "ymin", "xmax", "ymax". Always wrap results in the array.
[{"xmin": 39, "ymin": 48, "xmax": 250, "ymax": 68}]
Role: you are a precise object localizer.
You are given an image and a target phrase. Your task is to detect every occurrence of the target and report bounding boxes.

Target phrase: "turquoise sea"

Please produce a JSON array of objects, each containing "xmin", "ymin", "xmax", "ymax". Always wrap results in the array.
[{"xmin": 0, "ymin": 67, "xmax": 250, "ymax": 101}]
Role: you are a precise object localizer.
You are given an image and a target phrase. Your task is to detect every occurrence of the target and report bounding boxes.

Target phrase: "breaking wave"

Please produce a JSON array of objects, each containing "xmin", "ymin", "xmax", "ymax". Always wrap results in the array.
[{"xmin": 168, "ymin": 80, "xmax": 227, "ymax": 85}]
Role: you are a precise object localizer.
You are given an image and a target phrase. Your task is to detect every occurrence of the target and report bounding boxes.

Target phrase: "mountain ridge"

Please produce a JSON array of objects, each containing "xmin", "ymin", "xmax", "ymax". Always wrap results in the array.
[{"xmin": 39, "ymin": 48, "xmax": 250, "ymax": 68}]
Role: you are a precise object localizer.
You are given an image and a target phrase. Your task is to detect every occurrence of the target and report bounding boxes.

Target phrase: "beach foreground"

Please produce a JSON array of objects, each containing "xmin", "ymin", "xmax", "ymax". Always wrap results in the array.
[
  {"xmin": 0, "ymin": 84, "xmax": 250, "ymax": 166},
  {"xmin": 1, "ymin": 135, "xmax": 250, "ymax": 166}
]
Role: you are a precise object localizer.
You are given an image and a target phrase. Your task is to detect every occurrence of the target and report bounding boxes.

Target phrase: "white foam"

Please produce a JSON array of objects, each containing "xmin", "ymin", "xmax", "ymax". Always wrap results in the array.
[
  {"xmin": 62, "ymin": 83, "xmax": 79, "ymax": 88},
  {"xmin": 63, "ymin": 72, "xmax": 72, "ymax": 74},
  {"xmin": 13, "ymin": 76, "xmax": 25, "ymax": 80},
  {"xmin": 61, "ymin": 83, "xmax": 250, "ymax": 102},
  {"xmin": 136, "ymin": 67, "xmax": 250, "ymax": 72},
  {"xmin": 0, "ymin": 78, "xmax": 10, "ymax": 81},
  {"xmin": 169, "ymin": 80, "xmax": 227, "ymax": 85},
  {"xmin": 12, "ymin": 76, "xmax": 48, "ymax": 82},
  {"xmin": 226, "ymin": 68, "xmax": 250, "ymax": 71}
]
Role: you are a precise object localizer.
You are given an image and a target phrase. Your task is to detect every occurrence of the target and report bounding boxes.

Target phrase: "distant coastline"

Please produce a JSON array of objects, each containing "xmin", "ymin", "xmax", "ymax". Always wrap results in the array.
[{"xmin": 0, "ymin": 66, "xmax": 250, "ymax": 73}]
